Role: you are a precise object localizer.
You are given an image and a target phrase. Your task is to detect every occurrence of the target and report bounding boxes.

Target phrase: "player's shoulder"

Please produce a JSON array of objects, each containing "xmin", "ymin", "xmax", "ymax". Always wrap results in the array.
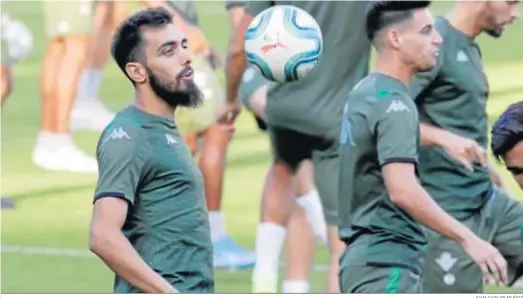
[
  {"xmin": 434, "ymin": 17, "xmax": 453, "ymax": 39},
  {"xmin": 353, "ymin": 74, "xmax": 410, "ymax": 102},
  {"xmin": 372, "ymin": 89, "xmax": 414, "ymax": 114},
  {"xmin": 433, "ymin": 16, "xmax": 463, "ymax": 54},
  {"xmin": 98, "ymin": 109, "xmax": 147, "ymax": 150},
  {"xmin": 362, "ymin": 76, "xmax": 415, "ymax": 117}
]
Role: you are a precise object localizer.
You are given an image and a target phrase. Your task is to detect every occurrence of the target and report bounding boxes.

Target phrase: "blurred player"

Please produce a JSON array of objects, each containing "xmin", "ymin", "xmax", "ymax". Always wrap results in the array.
[
  {"xmin": 33, "ymin": 1, "xmax": 98, "ymax": 173},
  {"xmin": 407, "ymin": 1, "xmax": 522, "ymax": 292},
  {"xmin": 492, "ymin": 101, "xmax": 523, "ymax": 190},
  {"xmin": 226, "ymin": 0, "xmax": 326, "ymax": 292},
  {"xmin": 71, "ymin": 1, "xmax": 120, "ymax": 132},
  {"xmin": 339, "ymin": 1, "xmax": 509, "ymax": 293},
  {"xmin": 1, "ymin": 13, "xmax": 33, "ymax": 208},
  {"xmin": 89, "ymin": 7, "xmax": 213, "ymax": 293},
  {"xmin": 158, "ymin": 0, "xmax": 256, "ymax": 270},
  {"xmin": 226, "ymin": 1, "xmax": 372, "ymax": 293}
]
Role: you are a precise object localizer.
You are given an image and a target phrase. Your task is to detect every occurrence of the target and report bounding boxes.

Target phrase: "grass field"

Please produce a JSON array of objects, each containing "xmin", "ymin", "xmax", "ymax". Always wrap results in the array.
[{"xmin": 1, "ymin": 1, "xmax": 522, "ymax": 293}]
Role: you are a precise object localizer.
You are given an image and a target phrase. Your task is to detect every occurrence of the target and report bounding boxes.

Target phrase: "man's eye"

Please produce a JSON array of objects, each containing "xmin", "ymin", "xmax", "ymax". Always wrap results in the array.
[
  {"xmin": 163, "ymin": 48, "xmax": 173, "ymax": 55},
  {"xmin": 182, "ymin": 41, "xmax": 188, "ymax": 49}
]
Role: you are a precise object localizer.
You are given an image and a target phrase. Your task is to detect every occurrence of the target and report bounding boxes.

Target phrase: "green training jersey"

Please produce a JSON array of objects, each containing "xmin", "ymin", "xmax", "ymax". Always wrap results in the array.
[
  {"xmin": 94, "ymin": 106, "xmax": 213, "ymax": 293},
  {"xmin": 339, "ymin": 73, "xmax": 426, "ymax": 274},
  {"xmin": 409, "ymin": 17, "xmax": 492, "ymax": 220},
  {"xmin": 245, "ymin": 1, "xmax": 371, "ymax": 139},
  {"xmin": 166, "ymin": 0, "xmax": 199, "ymax": 26}
]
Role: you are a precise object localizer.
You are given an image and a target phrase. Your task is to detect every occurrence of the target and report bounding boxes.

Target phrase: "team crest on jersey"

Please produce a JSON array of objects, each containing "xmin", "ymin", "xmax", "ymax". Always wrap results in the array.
[
  {"xmin": 435, "ymin": 252, "xmax": 457, "ymax": 286},
  {"xmin": 456, "ymin": 50, "xmax": 469, "ymax": 62}
]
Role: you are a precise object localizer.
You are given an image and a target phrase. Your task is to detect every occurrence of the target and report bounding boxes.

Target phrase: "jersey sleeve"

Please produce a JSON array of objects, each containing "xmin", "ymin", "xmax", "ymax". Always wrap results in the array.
[
  {"xmin": 367, "ymin": 94, "xmax": 419, "ymax": 166},
  {"xmin": 225, "ymin": 0, "xmax": 244, "ymax": 10},
  {"xmin": 93, "ymin": 120, "xmax": 151, "ymax": 205},
  {"xmin": 245, "ymin": 1, "xmax": 274, "ymax": 16}
]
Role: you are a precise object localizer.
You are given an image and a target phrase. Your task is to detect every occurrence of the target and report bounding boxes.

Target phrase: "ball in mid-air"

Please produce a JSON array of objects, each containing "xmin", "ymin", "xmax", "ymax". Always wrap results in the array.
[{"xmin": 244, "ymin": 5, "xmax": 323, "ymax": 83}]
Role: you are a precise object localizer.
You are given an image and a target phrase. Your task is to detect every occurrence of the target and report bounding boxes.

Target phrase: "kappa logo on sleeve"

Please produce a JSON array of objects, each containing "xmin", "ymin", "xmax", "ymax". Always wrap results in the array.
[
  {"xmin": 386, "ymin": 100, "xmax": 410, "ymax": 114},
  {"xmin": 102, "ymin": 127, "xmax": 131, "ymax": 145},
  {"xmin": 165, "ymin": 133, "xmax": 178, "ymax": 145}
]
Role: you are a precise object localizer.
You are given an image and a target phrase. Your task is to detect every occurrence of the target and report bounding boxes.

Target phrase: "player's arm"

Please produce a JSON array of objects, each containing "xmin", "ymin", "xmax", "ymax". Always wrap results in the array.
[
  {"xmin": 409, "ymin": 55, "xmax": 487, "ymax": 171},
  {"xmin": 90, "ymin": 198, "xmax": 176, "ymax": 293},
  {"xmin": 225, "ymin": 1, "xmax": 271, "ymax": 105},
  {"xmin": 370, "ymin": 97, "xmax": 508, "ymax": 284},
  {"xmin": 370, "ymin": 96, "xmax": 469, "ymax": 241},
  {"xmin": 140, "ymin": 0, "xmax": 210, "ymax": 55},
  {"xmin": 225, "ymin": 10, "xmax": 252, "ymax": 106},
  {"xmin": 89, "ymin": 123, "xmax": 177, "ymax": 294},
  {"xmin": 226, "ymin": 1, "xmax": 245, "ymax": 31}
]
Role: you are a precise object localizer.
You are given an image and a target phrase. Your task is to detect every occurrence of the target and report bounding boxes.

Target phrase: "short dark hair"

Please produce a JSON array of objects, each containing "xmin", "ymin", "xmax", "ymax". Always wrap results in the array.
[
  {"xmin": 365, "ymin": 1, "xmax": 431, "ymax": 42},
  {"xmin": 491, "ymin": 101, "xmax": 523, "ymax": 160},
  {"xmin": 111, "ymin": 7, "xmax": 173, "ymax": 84}
]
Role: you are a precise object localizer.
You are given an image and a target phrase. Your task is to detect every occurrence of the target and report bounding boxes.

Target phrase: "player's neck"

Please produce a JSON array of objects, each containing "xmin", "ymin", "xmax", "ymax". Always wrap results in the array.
[
  {"xmin": 447, "ymin": 6, "xmax": 482, "ymax": 39},
  {"xmin": 374, "ymin": 55, "xmax": 414, "ymax": 88},
  {"xmin": 134, "ymin": 90, "xmax": 176, "ymax": 121}
]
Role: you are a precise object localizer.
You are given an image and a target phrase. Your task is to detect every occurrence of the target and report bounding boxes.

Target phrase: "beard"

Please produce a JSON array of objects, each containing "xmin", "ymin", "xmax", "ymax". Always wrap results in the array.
[
  {"xmin": 482, "ymin": 13, "xmax": 504, "ymax": 38},
  {"xmin": 484, "ymin": 27, "xmax": 503, "ymax": 38},
  {"xmin": 148, "ymin": 67, "xmax": 203, "ymax": 109}
]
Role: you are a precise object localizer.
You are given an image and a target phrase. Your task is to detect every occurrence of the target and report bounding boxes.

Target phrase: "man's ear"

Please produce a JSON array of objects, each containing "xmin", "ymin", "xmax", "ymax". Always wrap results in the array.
[
  {"xmin": 125, "ymin": 62, "xmax": 147, "ymax": 84},
  {"xmin": 387, "ymin": 29, "xmax": 402, "ymax": 50}
]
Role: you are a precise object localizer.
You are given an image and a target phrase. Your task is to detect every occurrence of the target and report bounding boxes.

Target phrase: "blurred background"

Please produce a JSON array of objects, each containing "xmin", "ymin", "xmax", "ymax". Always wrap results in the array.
[{"xmin": 1, "ymin": 0, "xmax": 522, "ymax": 293}]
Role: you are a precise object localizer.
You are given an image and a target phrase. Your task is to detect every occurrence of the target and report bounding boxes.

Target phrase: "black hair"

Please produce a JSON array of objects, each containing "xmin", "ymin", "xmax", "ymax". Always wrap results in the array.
[
  {"xmin": 365, "ymin": 0, "xmax": 431, "ymax": 42},
  {"xmin": 491, "ymin": 101, "xmax": 523, "ymax": 160},
  {"xmin": 111, "ymin": 7, "xmax": 173, "ymax": 84}
]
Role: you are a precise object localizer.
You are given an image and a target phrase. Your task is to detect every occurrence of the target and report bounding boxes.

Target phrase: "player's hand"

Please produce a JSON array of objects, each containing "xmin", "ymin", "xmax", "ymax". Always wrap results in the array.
[
  {"xmin": 162, "ymin": 286, "xmax": 179, "ymax": 294},
  {"xmin": 217, "ymin": 101, "xmax": 242, "ymax": 125},
  {"xmin": 440, "ymin": 132, "xmax": 488, "ymax": 171},
  {"xmin": 461, "ymin": 235, "xmax": 508, "ymax": 286}
]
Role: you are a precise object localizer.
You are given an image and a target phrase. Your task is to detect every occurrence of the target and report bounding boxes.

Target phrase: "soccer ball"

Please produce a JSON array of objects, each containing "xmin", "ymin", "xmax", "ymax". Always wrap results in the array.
[{"xmin": 244, "ymin": 5, "xmax": 323, "ymax": 83}]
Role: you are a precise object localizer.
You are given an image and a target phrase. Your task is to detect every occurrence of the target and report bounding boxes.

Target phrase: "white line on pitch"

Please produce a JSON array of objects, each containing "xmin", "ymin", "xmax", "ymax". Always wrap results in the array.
[{"xmin": 0, "ymin": 245, "xmax": 329, "ymax": 272}]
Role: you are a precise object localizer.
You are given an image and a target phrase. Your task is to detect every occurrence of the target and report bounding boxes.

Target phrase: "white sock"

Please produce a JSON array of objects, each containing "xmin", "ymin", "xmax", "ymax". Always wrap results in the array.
[
  {"xmin": 36, "ymin": 132, "xmax": 73, "ymax": 150},
  {"xmin": 282, "ymin": 280, "xmax": 309, "ymax": 293},
  {"xmin": 252, "ymin": 222, "xmax": 286, "ymax": 280},
  {"xmin": 208, "ymin": 211, "xmax": 226, "ymax": 242},
  {"xmin": 296, "ymin": 188, "xmax": 327, "ymax": 244},
  {"xmin": 77, "ymin": 68, "xmax": 102, "ymax": 101}
]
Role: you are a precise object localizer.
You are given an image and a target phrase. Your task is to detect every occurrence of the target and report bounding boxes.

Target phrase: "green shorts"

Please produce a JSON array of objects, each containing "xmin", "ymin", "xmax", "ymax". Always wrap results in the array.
[
  {"xmin": 339, "ymin": 265, "xmax": 421, "ymax": 293},
  {"xmin": 43, "ymin": 1, "xmax": 94, "ymax": 38},
  {"xmin": 176, "ymin": 54, "xmax": 225, "ymax": 135},
  {"xmin": 268, "ymin": 125, "xmax": 339, "ymax": 225},
  {"xmin": 421, "ymin": 188, "xmax": 523, "ymax": 293}
]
